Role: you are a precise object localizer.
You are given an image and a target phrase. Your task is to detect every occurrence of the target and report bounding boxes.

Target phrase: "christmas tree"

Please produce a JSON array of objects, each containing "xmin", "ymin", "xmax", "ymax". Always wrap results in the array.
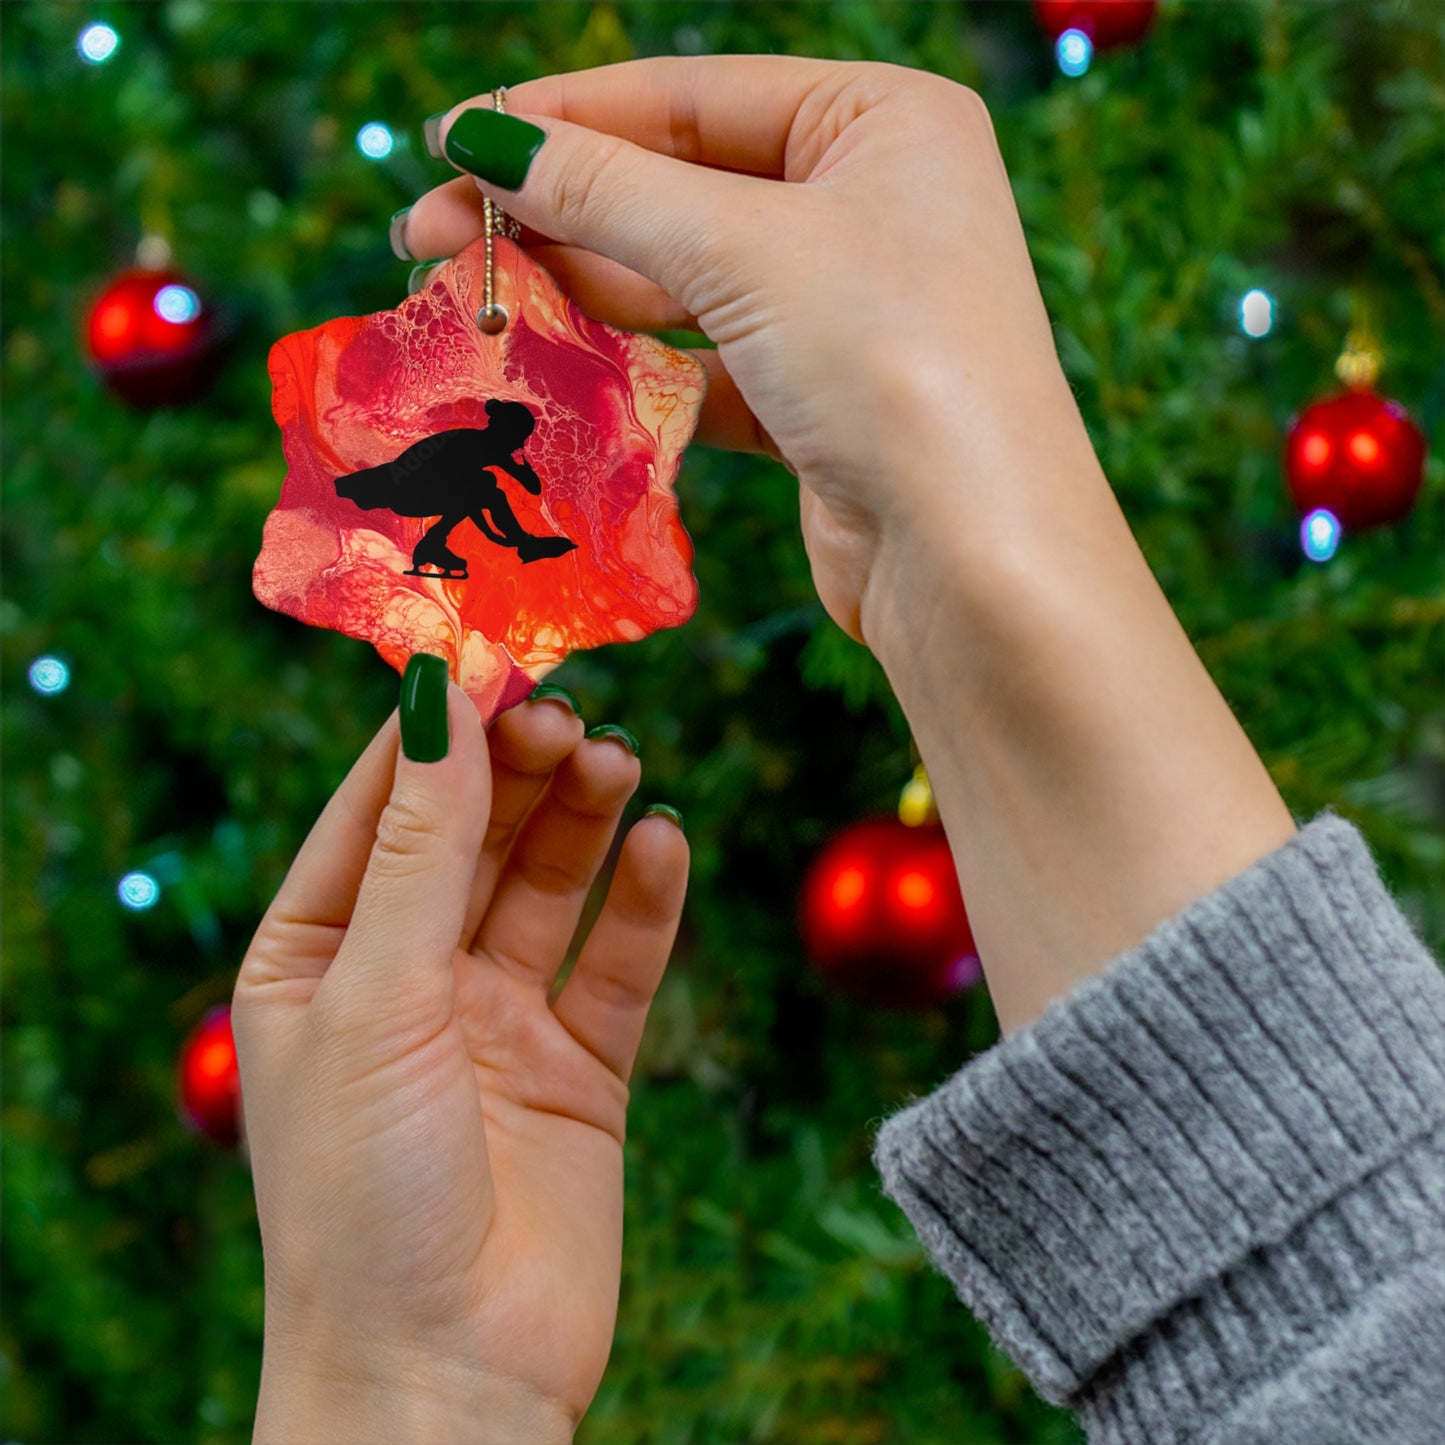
[{"xmin": 3, "ymin": 3, "xmax": 1440, "ymax": 1442}]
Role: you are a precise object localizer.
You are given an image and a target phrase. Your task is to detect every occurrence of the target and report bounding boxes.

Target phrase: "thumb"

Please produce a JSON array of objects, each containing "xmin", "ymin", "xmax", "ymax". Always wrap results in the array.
[
  {"xmin": 438, "ymin": 104, "xmax": 762, "ymax": 320},
  {"xmin": 328, "ymin": 655, "xmax": 489, "ymax": 1022}
]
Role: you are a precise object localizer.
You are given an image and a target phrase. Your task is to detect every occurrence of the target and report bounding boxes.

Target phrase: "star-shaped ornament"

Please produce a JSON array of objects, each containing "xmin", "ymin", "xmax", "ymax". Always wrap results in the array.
[{"xmin": 255, "ymin": 235, "xmax": 706, "ymax": 721}]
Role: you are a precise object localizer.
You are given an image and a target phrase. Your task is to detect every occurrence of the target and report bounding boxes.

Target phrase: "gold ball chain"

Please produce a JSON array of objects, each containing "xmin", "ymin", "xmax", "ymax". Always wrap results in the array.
[{"xmin": 478, "ymin": 86, "xmax": 520, "ymax": 335}]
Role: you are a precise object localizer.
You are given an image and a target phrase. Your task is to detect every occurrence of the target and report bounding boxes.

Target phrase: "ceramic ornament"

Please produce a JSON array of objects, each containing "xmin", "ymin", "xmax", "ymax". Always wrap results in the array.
[{"xmin": 256, "ymin": 234, "xmax": 706, "ymax": 721}]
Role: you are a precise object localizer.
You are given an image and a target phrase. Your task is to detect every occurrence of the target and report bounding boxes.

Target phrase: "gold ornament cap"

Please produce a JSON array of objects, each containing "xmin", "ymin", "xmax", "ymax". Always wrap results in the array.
[
  {"xmin": 1334, "ymin": 329, "xmax": 1382, "ymax": 390},
  {"xmin": 898, "ymin": 764, "xmax": 938, "ymax": 827}
]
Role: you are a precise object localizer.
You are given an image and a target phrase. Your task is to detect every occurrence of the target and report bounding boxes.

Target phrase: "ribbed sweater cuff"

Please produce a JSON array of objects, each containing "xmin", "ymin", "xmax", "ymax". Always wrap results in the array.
[{"xmin": 871, "ymin": 812, "xmax": 1445, "ymax": 1415}]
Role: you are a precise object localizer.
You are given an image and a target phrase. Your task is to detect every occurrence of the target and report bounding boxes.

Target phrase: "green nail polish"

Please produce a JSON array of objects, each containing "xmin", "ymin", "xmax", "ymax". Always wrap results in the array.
[
  {"xmin": 443, "ymin": 107, "xmax": 546, "ymax": 191},
  {"xmin": 529, "ymin": 682, "xmax": 581, "ymax": 715},
  {"xmin": 644, "ymin": 803, "xmax": 684, "ymax": 834},
  {"xmin": 389, "ymin": 206, "xmax": 413, "ymax": 262},
  {"xmin": 407, "ymin": 258, "xmax": 448, "ymax": 295},
  {"xmin": 400, "ymin": 654, "xmax": 449, "ymax": 762},
  {"xmin": 585, "ymin": 723, "xmax": 639, "ymax": 756},
  {"xmin": 423, "ymin": 112, "xmax": 447, "ymax": 160}
]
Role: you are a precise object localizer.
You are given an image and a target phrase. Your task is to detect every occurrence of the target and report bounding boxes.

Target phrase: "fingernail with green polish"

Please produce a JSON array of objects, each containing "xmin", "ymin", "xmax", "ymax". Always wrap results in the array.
[
  {"xmin": 529, "ymin": 682, "xmax": 581, "ymax": 715},
  {"xmin": 407, "ymin": 258, "xmax": 448, "ymax": 295},
  {"xmin": 423, "ymin": 112, "xmax": 447, "ymax": 160},
  {"xmin": 444, "ymin": 107, "xmax": 546, "ymax": 191},
  {"xmin": 400, "ymin": 653, "xmax": 450, "ymax": 762},
  {"xmin": 389, "ymin": 206, "xmax": 413, "ymax": 262},
  {"xmin": 644, "ymin": 803, "xmax": 684, "ymax": 833},
  {"xmin": 585, "ymin": 723, "xmax": 639, "ymax": 756}
]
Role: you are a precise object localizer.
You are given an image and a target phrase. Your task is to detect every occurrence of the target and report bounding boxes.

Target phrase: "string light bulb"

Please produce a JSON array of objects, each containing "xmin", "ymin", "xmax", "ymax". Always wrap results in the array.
[{"xmin": 78, "ymin": 22, "xmax": 119, "ymax": 64}]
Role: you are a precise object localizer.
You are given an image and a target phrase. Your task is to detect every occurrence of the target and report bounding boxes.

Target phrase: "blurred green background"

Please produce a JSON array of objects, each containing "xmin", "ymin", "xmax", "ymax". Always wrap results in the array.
[{"xmin": 3, "ymin": 2, "xmax": 1441, "ymax": 1441}]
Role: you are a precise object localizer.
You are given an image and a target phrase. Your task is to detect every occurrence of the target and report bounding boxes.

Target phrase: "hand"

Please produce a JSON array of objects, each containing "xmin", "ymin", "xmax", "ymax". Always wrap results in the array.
[
  {"xmin": 402, "ymin": 58, "xmax": 1295, "ymax": 1034},
  {"xmin": 233, "ymin": 685, "xmax": 687, "ymax": 1442},
  {"xmin": 402, "ymin": 56, "xmax": 1088, "ymax": 642}
]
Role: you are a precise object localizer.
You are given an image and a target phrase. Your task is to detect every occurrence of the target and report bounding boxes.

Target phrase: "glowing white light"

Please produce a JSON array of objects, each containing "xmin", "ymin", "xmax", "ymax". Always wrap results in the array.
[
  {"xmin": 1240, "ymin": 288, "xmax": 1274, "ymax": 338},
  {"xmin": 29, "ymin": 656, "xmax": 71, "ymax": 695},
  {"xmin": 118, "ymin": 871, "xmax": 161, "ymax": 910},
  {"xmin": 154, "ymin": 284, "xmax": 201, "ymax": 324},
  {"xmin": 1301, "ymin": 508, "xmax": 1341, "ymax": 563},
  {"xmin": 1057, "ymin": 28, "xmax": 1093, "ymax": 77},
  {"xmin": 78, "ymin": 23, "xmax": 120, "ymax": 64},
  {"xmin": 356, "ymin": 122, "xmax": 395, "ymax": 160}
]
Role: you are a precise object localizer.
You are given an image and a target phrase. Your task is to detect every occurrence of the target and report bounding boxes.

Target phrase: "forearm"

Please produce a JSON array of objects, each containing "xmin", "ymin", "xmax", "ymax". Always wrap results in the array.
[{"xmin": 859, "ymin": 389, "xmax": 1296, "ymax": 1033}]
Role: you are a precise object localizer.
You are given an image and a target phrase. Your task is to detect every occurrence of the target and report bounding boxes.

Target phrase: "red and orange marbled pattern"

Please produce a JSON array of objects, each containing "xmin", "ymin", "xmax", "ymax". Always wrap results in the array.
[{"xmin": 255, "ymin": 235, "xmax": 706, "ymax": 721}]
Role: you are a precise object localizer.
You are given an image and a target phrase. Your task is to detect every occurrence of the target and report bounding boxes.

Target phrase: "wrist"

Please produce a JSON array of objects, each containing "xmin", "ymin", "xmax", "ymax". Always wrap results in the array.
[
  {"xmin": 254, "ymin": 1341, "xmax": 575, "ymax": 1445},
  {"xmin": 857, "ymin": 384, "xmax": 1120, "ymax": 680},
  {"xmin": 855, "ymin": 402, "xmax": 1294, "ymax": 1033}
]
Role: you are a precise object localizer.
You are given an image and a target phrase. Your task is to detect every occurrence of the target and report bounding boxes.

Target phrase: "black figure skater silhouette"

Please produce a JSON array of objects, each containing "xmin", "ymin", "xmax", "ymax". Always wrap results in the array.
[{"xmin": 333, "ymin": 399, "xmax": 578, "ymax": 580}]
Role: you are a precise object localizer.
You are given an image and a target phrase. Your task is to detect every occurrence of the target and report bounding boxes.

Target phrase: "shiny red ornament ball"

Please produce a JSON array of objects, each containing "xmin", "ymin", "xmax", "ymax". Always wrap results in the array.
[
  {"xmin": 85, "ymin": 267, "xmax": 218, "ymax": 407},
  {"xmin": 178, "ymin": 1006, "xmax": 242, "ymax": 1147},
  {"xmin": 800, "ymin": 818, "xmax": 980, "ymax": 1010},
  {"xmin": 1033, "ymin": 0, "xmax": 1158, "ymax": 49},
  {"xmin": 1284, "ymin": 389, "xmax": 1426, "ymax": 532}
]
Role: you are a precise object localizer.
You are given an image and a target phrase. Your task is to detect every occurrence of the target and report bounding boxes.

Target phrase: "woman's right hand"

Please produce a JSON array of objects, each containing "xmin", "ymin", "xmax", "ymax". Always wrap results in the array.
[{"xmin": 400, "ymin": 57, "xmax": 1098, "ymax": 643}]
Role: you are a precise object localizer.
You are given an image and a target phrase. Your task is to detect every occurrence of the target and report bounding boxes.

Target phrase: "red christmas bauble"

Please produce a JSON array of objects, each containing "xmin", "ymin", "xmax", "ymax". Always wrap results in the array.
[
  {"xmin": 178, "ymin": 1005, "xmax": 242, "ymax": 1147},
  {"xmin": 800, "ymin": 818, "xmax": 980, "ymax": 1010},
  {"xmin": 85, "ymin": 267, "xmax": 218, "ymax": 407},
  {"xmin": 1284, "ymin": 388, "xmax": 1426, "ymax": 532},
  {"xmin": 1034, "ymin": 0, "xmax": 1158, "ymax": 49}
]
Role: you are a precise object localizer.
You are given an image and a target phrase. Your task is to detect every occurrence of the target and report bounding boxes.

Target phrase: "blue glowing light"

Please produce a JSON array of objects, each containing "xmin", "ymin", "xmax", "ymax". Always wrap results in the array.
[
  {"xmin": 153, "ymin": 284, "xmax": 201, "ymax": 324},
  {"xmin": 78, "ymin": 22, "xmax": 120, "ymax": 64},
  {"xmin": 1057, "ymin": 28, "xmax": 1093, "ymax": 77},
  {"xmin": 1301, "ymin": 508, "xmax": 1341, "ymax": 563},
  {"xmin": 1240, "ymin": 288, "xmax": 1274, "ymax": 338},
  {"xmin": 118, "ymin": 871, "xmax": 161, "ymax": 910},
  {"xmin": 28, "ymin": 656, "xmax": 71, "ymax": 695},
  {"xmin": 356, "ymin": 122, "xmax": 395, "ymax": 160}
]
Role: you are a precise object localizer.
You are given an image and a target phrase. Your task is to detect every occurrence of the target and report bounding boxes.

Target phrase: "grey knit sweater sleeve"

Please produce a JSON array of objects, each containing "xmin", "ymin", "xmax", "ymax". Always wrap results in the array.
[{"xmin": 871, "ymin": 812, "xmax": 1445, "ymax": 1444}]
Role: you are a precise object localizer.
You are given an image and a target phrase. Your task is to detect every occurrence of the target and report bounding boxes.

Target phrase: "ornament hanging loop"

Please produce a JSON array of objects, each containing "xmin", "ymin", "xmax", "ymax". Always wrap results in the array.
[{"xmin": 476, "ymin": 86, "xmax": 520, "ymax": 336}]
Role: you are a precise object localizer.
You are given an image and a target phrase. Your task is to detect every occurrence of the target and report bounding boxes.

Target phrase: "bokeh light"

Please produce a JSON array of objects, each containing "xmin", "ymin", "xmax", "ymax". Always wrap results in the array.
[
  {"xmin": 118, "ymin": 872, "xmax": 161, "ymax": 910},
  {"xmin": 191, "ymin": 1035, "xmax": 236, "ymax": 1081},
  {"xmin": 356, "ymin": 122, "xmax": 395, "ymax": 159},
  {"xmin": 1348, "ymin": 430, "xmax": 1381, "ymax": 466},
  {"xmin": 1057, "ymin": 29, "xmax": 1093, "ymax": 77},
  {"xmin": 28, "ymin": 656, "xmax": 71, "ymax": 695},
  {"xmin": 1300, "ymin": 431, "xmax": 1331, "ymax": 470},
  {"xmin": 895, "ymin": 871, "xmax": 936, "ymax": 911},
  {"xmin": 153, "ymin": 284, "xmax": 201, "ymax": 324},
  {"xmin": 1240, "ymin": 288, "xmax": 1274, "ymax": 338},
  {"xmin": 78, "ymin": 23, "xmax": 119, "ymax": 64},
  {"xmin": 1301, "ymin": 508, "xmax": 1341, "ymax": 563},
  {"xmin": 946, "ymin": 952, "xmax": 983, "ymax": 992},
  {"xmin": 830, "ymin": 866, "xmax": 867, "ymax": 911}
]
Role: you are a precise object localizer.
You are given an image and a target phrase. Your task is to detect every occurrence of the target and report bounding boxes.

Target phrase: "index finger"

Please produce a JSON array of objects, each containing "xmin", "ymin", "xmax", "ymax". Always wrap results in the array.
[{"xmin": 498, "ymin": 55, "xmax": 848, "ymax": 180}]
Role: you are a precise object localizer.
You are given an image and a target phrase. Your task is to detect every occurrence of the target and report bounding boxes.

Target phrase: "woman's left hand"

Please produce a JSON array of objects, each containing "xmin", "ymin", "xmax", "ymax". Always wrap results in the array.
[{"xmin": 233, "ymin": 681, "xmax": 687, "ymax": 1444}]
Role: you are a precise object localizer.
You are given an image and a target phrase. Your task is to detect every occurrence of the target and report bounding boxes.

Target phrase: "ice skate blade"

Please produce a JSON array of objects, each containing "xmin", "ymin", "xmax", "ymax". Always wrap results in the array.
[{"xmin": 404, "ymin": 565, "xmax": 469, "ymax": 580}]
